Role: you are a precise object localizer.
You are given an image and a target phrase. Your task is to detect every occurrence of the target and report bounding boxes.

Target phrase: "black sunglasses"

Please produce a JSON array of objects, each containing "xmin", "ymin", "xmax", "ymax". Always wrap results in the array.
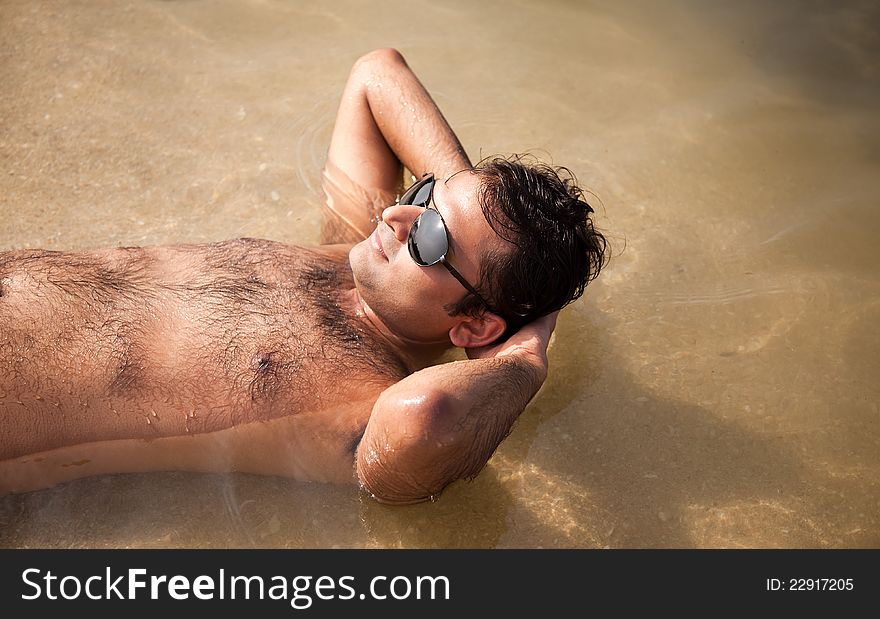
[{"xmin": 398, "ymin": 173, "xmax": 497, "ymax": 314}]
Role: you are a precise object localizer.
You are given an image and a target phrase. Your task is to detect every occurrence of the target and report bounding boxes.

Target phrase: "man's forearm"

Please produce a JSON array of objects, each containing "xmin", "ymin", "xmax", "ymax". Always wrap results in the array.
[
  {"xmin": 352, "ymin": 49, "xmax": 472, "ymax": 179},
  {"xmin": 428, "ymin": 354, "xmax": 544, "ymax": 477}
]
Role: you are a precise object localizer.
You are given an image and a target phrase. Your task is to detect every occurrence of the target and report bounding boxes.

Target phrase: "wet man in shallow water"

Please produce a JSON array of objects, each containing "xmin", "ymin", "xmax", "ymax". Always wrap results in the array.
[{"xmin": 0, "ymin": 49, "xmax": 606, "ymax": 504}]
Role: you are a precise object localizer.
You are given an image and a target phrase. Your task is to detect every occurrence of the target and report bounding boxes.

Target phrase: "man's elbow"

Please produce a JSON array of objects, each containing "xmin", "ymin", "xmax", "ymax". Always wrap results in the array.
[
  {"xmin": 356, "ymin": 389, "xmax": 460, "ymax": 505},
  {"xmin": 355, "ymin": 449, "xmax": 440, "ymax": 506},
  {"xmin": 354, "ymin": 48, "xmax": 409, "ymax": 72}
]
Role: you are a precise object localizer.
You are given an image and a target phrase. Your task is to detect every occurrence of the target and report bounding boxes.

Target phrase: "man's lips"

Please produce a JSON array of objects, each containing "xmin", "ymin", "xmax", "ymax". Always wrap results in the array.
[{"xmin": 371, "ymin": 227, "xmax": 387, "ymax": 260}]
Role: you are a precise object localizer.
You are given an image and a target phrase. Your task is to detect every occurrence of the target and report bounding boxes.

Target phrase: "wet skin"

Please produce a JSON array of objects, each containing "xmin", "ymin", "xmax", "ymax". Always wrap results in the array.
[{"xmin": 0, "ymin": 238, "xmax": 406, "ymax": 492}]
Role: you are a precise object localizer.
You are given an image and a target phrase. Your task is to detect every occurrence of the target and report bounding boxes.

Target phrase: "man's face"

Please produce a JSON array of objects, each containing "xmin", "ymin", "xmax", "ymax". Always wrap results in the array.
[{"xmin": 349, "ymin": 170, "xmax": 504, "ymax": 343}]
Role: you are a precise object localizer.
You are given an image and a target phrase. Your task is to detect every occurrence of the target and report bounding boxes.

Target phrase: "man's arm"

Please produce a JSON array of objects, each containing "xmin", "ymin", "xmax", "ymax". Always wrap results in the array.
[
  {"xmin": 356, "ymin": 313, "xmax": 557, "ymax": 504},
  {"xmin": 321, "ymin": 48, "xmax": 472, "ymax": 244}
]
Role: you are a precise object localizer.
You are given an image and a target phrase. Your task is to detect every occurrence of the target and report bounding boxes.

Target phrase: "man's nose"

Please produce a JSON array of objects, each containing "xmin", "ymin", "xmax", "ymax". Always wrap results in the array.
[{"xmin": 380, "ymin": 203, "xmax": 422, "ymax": 243}]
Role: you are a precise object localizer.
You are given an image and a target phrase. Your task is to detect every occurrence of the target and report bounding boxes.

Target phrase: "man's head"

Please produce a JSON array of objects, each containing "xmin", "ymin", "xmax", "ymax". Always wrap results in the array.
[
  {"xmin": 453, "ymin": 155, "xmax": 607, "ymax": 336},
  {"xmin": 349, "ymin": 154, "xmax": 607, "ymax": 347}
]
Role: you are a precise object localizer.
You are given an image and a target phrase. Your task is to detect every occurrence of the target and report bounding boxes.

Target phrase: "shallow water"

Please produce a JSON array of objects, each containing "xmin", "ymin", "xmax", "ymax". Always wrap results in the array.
[{"xmin": 1, "ymin": 0, "xmax": 878, "ymax": 548}]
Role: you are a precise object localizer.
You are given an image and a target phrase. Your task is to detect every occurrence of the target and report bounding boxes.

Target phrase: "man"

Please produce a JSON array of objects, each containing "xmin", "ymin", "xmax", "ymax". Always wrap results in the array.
[{"xmin": 0, "ymin": 49, "xmax": 606, "ymax": 504}]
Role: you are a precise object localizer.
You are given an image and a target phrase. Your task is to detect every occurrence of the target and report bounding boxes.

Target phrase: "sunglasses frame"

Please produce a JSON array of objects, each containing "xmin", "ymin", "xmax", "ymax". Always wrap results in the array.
[{"xmin": 399, "ymin": 173, "xmax": 498, "ymax": 314}]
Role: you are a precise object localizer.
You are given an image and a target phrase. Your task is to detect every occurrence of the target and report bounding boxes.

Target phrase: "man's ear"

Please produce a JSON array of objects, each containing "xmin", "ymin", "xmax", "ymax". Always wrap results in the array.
[{"xmin": 448, "ymin": 312, "xmax": 507, "ymax": 348}]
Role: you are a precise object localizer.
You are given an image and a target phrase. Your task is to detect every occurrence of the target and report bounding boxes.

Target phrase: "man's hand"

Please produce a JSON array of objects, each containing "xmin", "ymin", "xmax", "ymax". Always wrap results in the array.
[{"xmin": 465, "ymin": 310, "xmax": 559, "ymax": 382}]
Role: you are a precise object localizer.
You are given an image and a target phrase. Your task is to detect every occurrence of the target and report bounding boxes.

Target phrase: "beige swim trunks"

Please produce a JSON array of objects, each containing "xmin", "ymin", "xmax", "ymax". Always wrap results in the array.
[{"xmin": 320, "ymin": 159, "xmax": 401, "ymax": 243}]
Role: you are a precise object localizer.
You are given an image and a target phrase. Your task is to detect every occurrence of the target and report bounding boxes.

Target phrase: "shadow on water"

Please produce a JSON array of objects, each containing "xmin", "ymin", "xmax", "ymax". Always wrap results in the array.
[
  {"xmin": 498, "ymin": 306, "xmax": 878, "ymax": 547},
  {"xmin": 696, "ymin": 0, "xmax": 880, "ymax": 110}
]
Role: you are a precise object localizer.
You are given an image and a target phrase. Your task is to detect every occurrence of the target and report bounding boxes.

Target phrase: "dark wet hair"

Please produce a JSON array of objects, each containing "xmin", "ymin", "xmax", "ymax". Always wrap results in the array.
[{"xmin": 446, "ymin": 154, "xmax": 608, "ymax": 337}]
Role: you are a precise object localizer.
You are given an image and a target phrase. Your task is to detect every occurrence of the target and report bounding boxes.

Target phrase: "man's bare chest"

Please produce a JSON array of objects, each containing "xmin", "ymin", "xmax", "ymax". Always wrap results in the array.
[
  {"xmin": 0, "ymin": 239, "xmax": 406, "ymax": 455},
  {"xmin": 124, "ymin": 240, "xmax": 406, "ymax": 419}
]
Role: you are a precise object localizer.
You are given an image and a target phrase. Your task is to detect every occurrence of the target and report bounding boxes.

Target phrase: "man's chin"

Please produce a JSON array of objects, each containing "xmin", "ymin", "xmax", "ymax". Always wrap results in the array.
[
  {"xmin": 348, "ymin": 240, "xmax": 369, "ymax": 273},
  {"xmin": 348, "ymin": 242, "xmax": 379, "ymax": 294}
]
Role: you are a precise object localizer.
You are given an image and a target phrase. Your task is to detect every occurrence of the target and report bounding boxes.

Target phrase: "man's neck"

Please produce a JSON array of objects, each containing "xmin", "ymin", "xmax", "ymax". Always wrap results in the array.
[{"xmin": 338, "ymin": 287, "xmax": 452, "ymax": 372}]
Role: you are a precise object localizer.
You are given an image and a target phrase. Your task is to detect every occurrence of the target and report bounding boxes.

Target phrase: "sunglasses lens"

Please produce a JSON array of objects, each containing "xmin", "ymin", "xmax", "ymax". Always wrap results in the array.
[
  {"xmin": 408, "ymin": 208, "xmax": 448, "ymax": 265},
  {"xmin": 398, "ymin": 176, "xmax": 434, "ymax": 206}
]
